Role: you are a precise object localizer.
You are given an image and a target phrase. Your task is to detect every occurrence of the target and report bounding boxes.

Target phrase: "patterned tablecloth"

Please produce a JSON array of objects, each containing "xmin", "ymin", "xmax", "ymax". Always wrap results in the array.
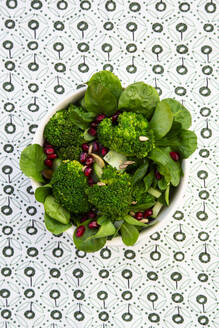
[{"xmin": 0, "ymin": 1, "xmax": 218, "ymax": 327}]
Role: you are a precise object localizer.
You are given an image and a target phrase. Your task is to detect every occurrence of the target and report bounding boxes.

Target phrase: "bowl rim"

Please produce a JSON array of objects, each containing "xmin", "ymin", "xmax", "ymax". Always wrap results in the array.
[{"xmin": 32, "ymin": 87, "xmax": 189, "ymax": 247}]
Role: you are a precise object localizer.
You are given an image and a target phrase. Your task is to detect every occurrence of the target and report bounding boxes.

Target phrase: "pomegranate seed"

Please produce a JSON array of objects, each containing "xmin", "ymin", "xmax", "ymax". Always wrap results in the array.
[
  {"xmin": 101, "ymin": 147, "xmax": 108, "ymax": 157},
  {"xmin": 155, "ymin": 170, "xmax": 161, "ymax": 180},
  {"xmin": 47, "ymin": 153, "xmax": 57, "ymax": 159},
  {"xmin": 44, "ymin": 142, "xmax": 53, "ymax": 148},
  {"xmin": 135, "ymin": 212, "xmax": 143, "ymax": 220},
  {"xmin": 76, "ymin": 225, "xmax": 85, "ymax": 237},
  {"xmin": 96, "ymin": 114, "xmax": 106, "ymax": 122},
  {"xmin": 88, "ymin": 127, "xmax": 97, "ymax": 136},
  {"xmin": 80, "ymin": 152, "xmax": 88, "ymax": 164},
  {"xmin": 87, "ymin": 177, "xmax": 95, "ymax": 186},
  {"xmin": 112, "ymin": 111, "xmax": 121, "ymax": 124},
  {"xmin": 92, "ymin": 141, "xmax": 99, "ymax": 153},
  {"xmin": 44, "ymin": 147, "xmax": 54, "ymax": 155},
  {"xmin": 170, "ymin": 151, "xmax": 180, "ymax": 161},
  {"xmin": 44, "ymin": 159, "xmax": 53, "ymax": 168},
  {"xmin": 82, "ymin": 143, "xmax": 89, "ymax": 152},
  {"xmin": 85, "ymin": 156, "xmax": 94, "ymax": 166},
  {"xmin": 88, "ymin": 221, "xmax": 99, "ymax": 229},
  {"xmin": 91, "ymin": 121, "xmax": 98, "ymax": 128},
  {"xmin": 84, "ymin": 167, "xmax": 92, "ymax": 177},
  {"xmin": 143, "ymin": 209, "xmax": 153, "ymax": 218},
  {"xmin": 80, "ymin": 216, "xmax": 88, "ymax": 223},
  {"xmin": 88, "ymin": 211, "xmax": 97, "ymax": 219}
]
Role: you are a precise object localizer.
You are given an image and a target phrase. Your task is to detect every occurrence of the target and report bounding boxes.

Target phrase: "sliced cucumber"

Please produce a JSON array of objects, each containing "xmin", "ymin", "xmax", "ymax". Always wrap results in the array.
[
  {"xmin": 148, "ymin": 187, "xmax": 162, "ymax": 198},
  {"xmin": 165, "ymin": 185, "xmax": 170, "ymax": 206},
  {"xmin": 94, "ymin": 163, "xmax": 103, "ymax": 178},
  {"xmin": 151, "ymin": 201, "xmax": 163, "ymax": 218},
  {"xmin": 103, "ymin": 150, "xmax": 127, "ymax": 170}
]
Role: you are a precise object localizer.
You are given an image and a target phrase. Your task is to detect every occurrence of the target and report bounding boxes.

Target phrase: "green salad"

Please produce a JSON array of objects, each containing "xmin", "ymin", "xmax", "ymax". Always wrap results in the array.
[{"xmin": 20, "ymin": 71, "xmax": 197, "ymax": 252}]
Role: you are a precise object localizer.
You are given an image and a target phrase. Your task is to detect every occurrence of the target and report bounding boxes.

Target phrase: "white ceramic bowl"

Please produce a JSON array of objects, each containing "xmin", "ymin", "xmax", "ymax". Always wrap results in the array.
[{"xmin": 32, "ymin": 88, "xmax": 188, "ymax": 246}]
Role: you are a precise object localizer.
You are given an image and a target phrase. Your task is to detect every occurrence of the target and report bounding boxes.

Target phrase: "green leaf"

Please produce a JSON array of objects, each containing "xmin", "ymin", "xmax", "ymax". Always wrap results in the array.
[
  {"xmin": 79, "ymin": 96, "xmax": 86, "ymax": 110},
  {"xmin": 44, "ymin": 195, "xmax": 70, "ymax": 224},
  {"xmin": 130, "ymin": 200, "xmax": 155, "ymax": 212},
  {"xmin": 93, "ymin": 219, "xmax": 116, "ymax": 239},
  {"xmin": 73, "ymin": 221, "xmax": 106, "ymax": 253},
  {"xmin": 111, "ymin": 219, "xmax": 124, "ymax": 238},
  {"xmin": 88, "ymin": 70, "xmax": 123, "ymax": 100},
  {"xmin": 85, "ymin": 82, "xmax": 117, "ymax": 116},
  {"xmin": 157, "ymin": 177, "xmax": 168, "ymax": 191},
  {"xmin": 44, "ymin": 213, "xmax": 72, "ymax": 235},
  {"xmin": 118, "ymin": 82, "xmax": 160, "ymax": 119},
  {"xmin": 132, "ymin": 160, "xmax": 149, "ymax": 185},
  {"xmin": 156, "ymin": 128, "xmax": 197, "ymax": 159},
  {"xmin": 149, "ymin": 101, "xmax": 173, "ymax": 140},
  {"xmin": 120, "ymin": 222, "xmax": 139, "ymax": 246},
  {"xmin": 68, "ymin": 104, "xmax": 96, "ymax": 129},
  {"xmin": 162, "ymin": 98, "xmax": 192, "ymax": 129},
  {"xmin": 35, "ymin": 184, "xmax": 52, "ymax": 203},
  {"xmin": 143, "ymin": 170, "xmax": 154, "ymax": 192},
  {"xmin": 124, "ymin": 215, "xmax": 150, "ymax": 227},
  {"xmin": 149, "ymin": 147, "xmax": 181, "ymax": 186},
  {"xmin": 20, "ymin": 144, "xmax": 46, "ymax": 183},
  {"xmin": 97, "ymin": 216, "xmax": 108, "ymax": 225}
]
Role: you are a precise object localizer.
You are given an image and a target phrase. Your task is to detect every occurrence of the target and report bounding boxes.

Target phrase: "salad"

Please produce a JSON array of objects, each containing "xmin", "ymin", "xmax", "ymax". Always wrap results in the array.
[{"xmin": 20, "ymin": 71, "xmax": 197, "ymax": 252}]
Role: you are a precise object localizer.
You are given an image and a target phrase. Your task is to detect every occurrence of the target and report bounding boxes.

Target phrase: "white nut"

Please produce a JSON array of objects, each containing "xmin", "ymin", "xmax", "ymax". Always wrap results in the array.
[
  {"xmin": 97, "ymin": 182, "xmax": 106, "ymax": 186},
  {"xmin": 139, "ymin": 219, "xmax": 149, "ymax": 223},
  {"xmin": 139, "ymin": 136, "xmax": 149, "ymax": 141}
]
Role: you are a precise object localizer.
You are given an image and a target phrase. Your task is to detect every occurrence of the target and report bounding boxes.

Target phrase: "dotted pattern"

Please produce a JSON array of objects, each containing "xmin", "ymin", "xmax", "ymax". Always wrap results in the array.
[{"xmin": 0, "ymin": 0, "xmax": 219, "ymax": 327}]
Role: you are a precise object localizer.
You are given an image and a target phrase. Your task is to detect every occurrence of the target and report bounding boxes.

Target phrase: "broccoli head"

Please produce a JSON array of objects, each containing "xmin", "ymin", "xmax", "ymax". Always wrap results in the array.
[
  {"xmin": 97, "ymin": 112, "xmax": 155, "ymax": 158},
  {"xmin": 86, "ymin": 166, "xmax": 132, "ymax": 218},
  {"xmin": 43, "ymin": 108, "xmax": 84, "ymax": 148},
  {"xmin": 51, "ymin": 160, "xmax": 90, "ymax": 213},
  {"xmin": 57, "ymin": 143, "xmax": 82, "ymax": 161}
]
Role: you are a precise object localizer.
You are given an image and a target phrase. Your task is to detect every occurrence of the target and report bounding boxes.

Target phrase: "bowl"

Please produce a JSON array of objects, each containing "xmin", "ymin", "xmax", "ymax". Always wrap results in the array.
[{"xmin": 32, "ymin": 88, "xmax": 188, "ymax": 246}]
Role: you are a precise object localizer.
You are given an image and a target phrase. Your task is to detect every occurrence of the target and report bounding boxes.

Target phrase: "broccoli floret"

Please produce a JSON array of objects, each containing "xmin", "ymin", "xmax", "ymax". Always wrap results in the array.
[
  {"xmin": 86, "ymin": 166, "xmax": 132, "ymax": 218},
  {"xmin": 97, "ymin": 112, "xmax": 155, "ymax": 158},
  {"xmin": 57, "ymin": 143, "xmax": 82, "ymax": 161},
  {"xmin": 51, "ymin": 160, "xmax": 90, "ymax": 213},
  {"xmin": 43, "ymin": 108, "xmax": 84, "ymax": 148}
]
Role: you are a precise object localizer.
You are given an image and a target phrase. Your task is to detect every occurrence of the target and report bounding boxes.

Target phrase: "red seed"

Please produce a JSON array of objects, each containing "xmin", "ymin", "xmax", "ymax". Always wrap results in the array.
[
  {"xmin": 91, "ymin": 121, "xmax": 98, "ymax": 128},
  {"xmin": 88, "ymin": 221, "xmax": 99, "ymax": 229},
  {"xmin": 76, "ymin": 225, "xmax": 85, "ymax": 237},
  {"xmin": 135, "ymin": 212, "xmax": 143, "ymax": 220},
  {"xmin": 44, "ymin": 142, "xmax": 53, "ymax": 148},
  {"xmin": 143, "ymin": 209, "xmax": 153, "ymax": 218},
  {"xmin": 88, "ymin": 127, "xmax": 97, "ymax": 136},
  {"xmin": 88, "ymin": 211, "xmax": 97, "ymax": 219},
  {"xmin": 80, "ymin": 152, "xmax": 88, "ymax": 164},
  {"xmin": 92, "ymin": 141, "xmax": 99, "ymax": 153},
  {"xmin": 82, "ymin": 143, "xmax": 89, "ymax": 152},
  {"xmin": 87, "ymin": 177, "xmax": 95, "ymax": 186},
  {"xmin": 44, "ymin": 159, "xmax": 53, "ymax": 168},
  {"xmin": 47, "ymin": 153, "xmax": 57, "ymax": 159},
  {"xmin": 84, "ymin": 167, "xmax": 92, "ymax": 177},
  {"xmin": 85, "ymin": 156, "xmax": 94, "ymax": 166},
  {"xmin": 170, "ymin": 151, "xmax": 180, "ymax": 161},
  {"xmin": 101, "ymin": 147, "xmax": 108, "ymax": 157},
  {"xmin": 44, "ymin": 147, "xmax": 54, "ymax": 155},
  {"xmin": 80, "ymin": 216, "xmax": 88, "ymax": 223},
  {"xmin": 112, "ymin": 111, "xmax": 121, "ymax": 124},
  {"xmin": 96, "ymin": 114, "xmax": 106, "ymax": 122},
  {"xmin": 155, "ymin": 170, "xmax": 162, "ymax": 180}
]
